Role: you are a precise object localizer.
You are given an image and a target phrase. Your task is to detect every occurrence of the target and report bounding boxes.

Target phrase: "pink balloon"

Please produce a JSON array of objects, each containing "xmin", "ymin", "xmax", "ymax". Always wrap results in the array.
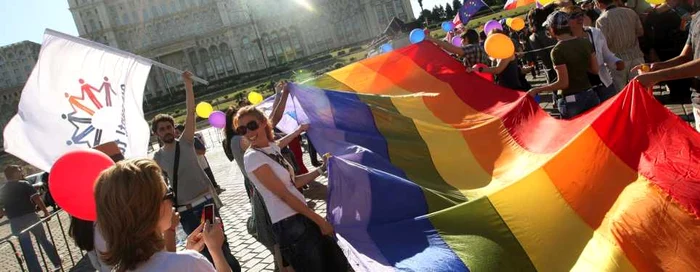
[
  {"xmin": 49, "ymin": 149, "xmax": 115, "ymax": 221},
  {"xmin": 452, "ymin": 36, "xmax": 463, "ymax": 47},
  {"xmin": 208, "ymin": 111, "xmax": 226, "ymax": 128},
  {"xmin": 484, "ymin": 20, "xmax": 503, "ymax": 35},
  {"xmin": 472, "ymin": 63, "xmax": 494, "ymax": 82}
]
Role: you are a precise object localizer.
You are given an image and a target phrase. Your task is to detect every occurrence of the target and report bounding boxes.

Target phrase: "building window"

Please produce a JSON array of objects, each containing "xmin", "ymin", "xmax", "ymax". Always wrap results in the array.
[
  {"xmin": 220, "ymin": 43, "xmax": 234, "ymax": 72},
  {"xmin": 89, "ymin": 19, "xmax": 97, "ymax": 32}
]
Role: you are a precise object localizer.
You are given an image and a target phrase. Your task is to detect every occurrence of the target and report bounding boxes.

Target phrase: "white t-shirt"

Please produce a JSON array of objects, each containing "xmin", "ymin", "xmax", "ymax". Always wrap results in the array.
[
  {"xmin": 94, "ymin": 225, "xmax": 213, "ymax": 271},
  {"xmin": 130, "ymin": 250, "xmax": 214, "ymax": 271},
  {"xmin": 244, "ymin": 144, "xmax": 306, "ymax": 223},
  {"xmin": 93, "ymin": 224, "xmax": 113, "ymax": 272}
]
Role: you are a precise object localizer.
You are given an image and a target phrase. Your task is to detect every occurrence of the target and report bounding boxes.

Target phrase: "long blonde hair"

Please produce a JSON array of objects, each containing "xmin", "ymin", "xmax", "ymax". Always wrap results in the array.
[
  {"xmin": 94, "ymin": 159, "xmax": 166, "ymax": 272},
  {"xmin": 234, "ymin": 106, "xmax": 275, "ymax": 142}
]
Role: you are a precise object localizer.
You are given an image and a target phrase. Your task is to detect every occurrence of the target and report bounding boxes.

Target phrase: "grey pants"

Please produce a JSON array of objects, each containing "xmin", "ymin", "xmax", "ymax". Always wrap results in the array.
[{"xmin": 10, "ymin": 213, "xmax": 61, "ymax": 272}]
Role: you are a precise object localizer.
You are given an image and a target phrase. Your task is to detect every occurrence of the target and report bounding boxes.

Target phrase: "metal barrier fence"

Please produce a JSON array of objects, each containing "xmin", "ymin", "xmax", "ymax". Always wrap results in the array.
[{"xmin": 0, "ymin": 210, "xmax": 89, "ymax": 272}]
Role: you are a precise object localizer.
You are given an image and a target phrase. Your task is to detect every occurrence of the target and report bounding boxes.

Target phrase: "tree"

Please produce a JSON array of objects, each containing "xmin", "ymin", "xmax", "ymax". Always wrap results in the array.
[
  {"xmin": 417, "ymin": 9, "xmax": 432, "ymax": 24},
  {"xmin": 445, "ymin": 3, "xmax": 454, "ymax": 18},
  {"xmin": 453, "ymin": 0, "xmax": 463, "ymax": 12},
  {"xmin": 430, "ymin": 6, "xmax": 442, "ymax": 22},
  {"xmin": 437, "ymin": 5, "xmax": 447, "ymax": 20},
  {"xmin": 418, "ymin": 0, "xmax": 425, "ymax": 22}
]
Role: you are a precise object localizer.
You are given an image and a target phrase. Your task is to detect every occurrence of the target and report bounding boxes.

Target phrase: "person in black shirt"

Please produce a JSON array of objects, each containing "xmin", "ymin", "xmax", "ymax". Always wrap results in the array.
[{"xmin": 1, "ymin": 165, "xmax": 61, "ymax": 272}]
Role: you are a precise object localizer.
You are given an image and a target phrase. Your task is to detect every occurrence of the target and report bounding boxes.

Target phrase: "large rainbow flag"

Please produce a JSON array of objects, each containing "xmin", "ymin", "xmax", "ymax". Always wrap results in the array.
[{"xmin": 284, "ymin": 42, "xmax": 700, "ymax": 271}]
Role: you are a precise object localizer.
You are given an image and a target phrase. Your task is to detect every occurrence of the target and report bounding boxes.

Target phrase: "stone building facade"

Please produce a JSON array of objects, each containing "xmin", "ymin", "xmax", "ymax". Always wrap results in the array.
[
  {"xmin": 68, "ymin": 0, "xmax": 413, "ymax": 101},
  {"xmin": 0, "ymin": 41, "xmax": 41, "ymax": 150}
]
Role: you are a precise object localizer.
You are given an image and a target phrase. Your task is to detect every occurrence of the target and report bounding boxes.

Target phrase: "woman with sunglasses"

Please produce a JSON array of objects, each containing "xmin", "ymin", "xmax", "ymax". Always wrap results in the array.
[
  {"xmin": 223, "ymin": 82, "xmax": 306, "ymax": 271},
  {"xmin": 94, "ymin": 159, "xmax": 232, "ymax": 272},
  {"xmin": 235, "ymin": 106, "xmax": 347, "ymax": 271}
]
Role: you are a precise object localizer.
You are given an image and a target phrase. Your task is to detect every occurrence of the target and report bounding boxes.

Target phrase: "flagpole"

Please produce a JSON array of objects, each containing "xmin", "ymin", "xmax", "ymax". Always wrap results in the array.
[{"xmin": 44, "ymin": 29, "xmax": 209, "ymax": 86}]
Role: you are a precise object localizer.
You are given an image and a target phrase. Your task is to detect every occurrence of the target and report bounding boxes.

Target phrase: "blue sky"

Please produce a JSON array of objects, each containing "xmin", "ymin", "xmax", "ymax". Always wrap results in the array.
[
  {"xmin": 0, "ymin": 0, "xmax": 441, "ymax": 47},
  {"xmin": 0, "ymin": 0, "xmax": 78, "ymax": 46}
]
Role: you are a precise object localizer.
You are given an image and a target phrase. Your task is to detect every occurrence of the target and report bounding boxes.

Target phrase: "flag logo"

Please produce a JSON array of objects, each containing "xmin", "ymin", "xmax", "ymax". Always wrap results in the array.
[{"xmin": 61, "ymin": 76, "xmax": 128, "ymax": 152}]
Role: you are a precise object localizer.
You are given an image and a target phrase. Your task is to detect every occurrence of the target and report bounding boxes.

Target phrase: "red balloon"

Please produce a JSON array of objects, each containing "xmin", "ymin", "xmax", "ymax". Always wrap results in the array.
[
  {"xmin": 472, "ymin": 63, "xmax": 494, "ymax": 83},
  {"xmin": 49, "ymin": 149, "xmax": 115, "ymax": 221}
]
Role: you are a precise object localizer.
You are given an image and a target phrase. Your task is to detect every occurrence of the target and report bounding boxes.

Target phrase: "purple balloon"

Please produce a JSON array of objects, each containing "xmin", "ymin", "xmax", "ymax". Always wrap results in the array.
[
  {"xmin": 208, "ymin": 111, "xmax": 226, "ymax": 128},
  {"xmin": 484, "ymin": 20, "xmax": 503, "ymax": 35},
  {"xmin": 451, "ymin": 36, "xmax": 463, "ymax": 47}
]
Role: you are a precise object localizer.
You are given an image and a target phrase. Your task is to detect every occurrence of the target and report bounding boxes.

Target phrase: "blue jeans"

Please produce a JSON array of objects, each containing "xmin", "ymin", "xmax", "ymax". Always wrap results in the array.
[
  {"xmin": 594, "ymin": 83, "xmax": 618, "ymax": 102},
  {"xmin": 179, "ymin": 199, "xmax": 241, "ymax": 272},
  {"xmin": 10, "ymin": 213, "xmax": 61, "ymax": 272},
  {"xmin": 272, "ymin": 214, "xmax": 347, "ymax": 272},
  {"xmin": 556, "ymin": 89, "xmax": 601, "ymax": 119}
]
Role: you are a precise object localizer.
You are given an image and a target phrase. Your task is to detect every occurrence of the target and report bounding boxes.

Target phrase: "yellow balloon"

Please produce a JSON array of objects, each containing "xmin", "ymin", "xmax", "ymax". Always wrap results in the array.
[
  {"xmin": 511, "ymin": 17, "xmax": 525, "ymax": 32},
  {"xmin": 645, "ymin": 0, "xmax": 664, "ymax": 4},
  {"xmin": 506, "ymin": 18, "xmax": 514, "ymax": 27},
  {"xmin": 538, "ymin": 0, "xmax": 556, "ymax": 6},
  {"xmin": 484, "ymin": 33, "xmax": 515, "ymax": 59},
  {"xmin": 196, "ymin": 102, "xmax": 213, "ymax": 118},
  {"xmin": 248, "ymin": 92, "xmax": 264, "ymax": 105}
]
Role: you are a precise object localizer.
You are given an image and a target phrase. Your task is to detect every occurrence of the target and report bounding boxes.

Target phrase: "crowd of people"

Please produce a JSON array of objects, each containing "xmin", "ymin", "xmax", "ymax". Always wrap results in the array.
[
  {"xmin": 1, "ymin": 1, "xmax": 699, "ymax": 271},
  {"xmin": 431, "ymin": 0, "xmax": 700, "ymax": 123}
]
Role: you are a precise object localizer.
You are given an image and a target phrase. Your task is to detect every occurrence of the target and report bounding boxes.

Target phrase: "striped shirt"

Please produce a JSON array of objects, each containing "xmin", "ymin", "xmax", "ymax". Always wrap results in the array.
[{"xmin": 596, "ymin": 6, "xmax": 645, "ymax": 61}]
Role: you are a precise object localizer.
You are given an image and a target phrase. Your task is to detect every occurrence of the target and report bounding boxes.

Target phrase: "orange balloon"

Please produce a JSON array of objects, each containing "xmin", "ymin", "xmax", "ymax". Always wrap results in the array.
[
  {"xmin": 511, "ymin": 18, "xmax": 525, "ymax": 31},
  {"xmin": 484, "ymin": 33, "xmax": 515, "ymax": 59}
]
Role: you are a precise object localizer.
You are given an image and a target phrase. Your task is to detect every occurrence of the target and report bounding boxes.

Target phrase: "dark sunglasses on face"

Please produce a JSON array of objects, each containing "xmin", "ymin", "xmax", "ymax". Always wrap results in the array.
[
  {"xmin": 163, "ymin": 187, "xmax": 175, "ymax": 202},
  {"xmin": 236, "ymin": 120, "xmax": 260, "ymax": 135}
]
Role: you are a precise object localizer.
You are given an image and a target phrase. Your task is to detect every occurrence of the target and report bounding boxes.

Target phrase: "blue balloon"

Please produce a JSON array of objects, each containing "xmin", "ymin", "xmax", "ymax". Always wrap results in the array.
[
  {"xmin": 441, "ymin": 21, "xmax": 454, "ymax": 32},
  {"xmin": 380, "ymin": 43, "xmax": 393, "ymax": 53},
  {"xmin": 409, "ymin": 29, "xmax": 426, "ymax": 44},
  {"xmin": 534, "ymin": 94, "xmax": 541, "ymax": 103}
]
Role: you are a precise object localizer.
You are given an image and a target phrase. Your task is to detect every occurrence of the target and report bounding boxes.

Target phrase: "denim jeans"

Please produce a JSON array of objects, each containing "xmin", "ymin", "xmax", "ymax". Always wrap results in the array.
[
  {"xmin": 594, "ymin": 83, "xmax": 618, "ymax": 102},
  {"xmin": 272, "ymin": 214, "xmax": 347, "ymax": 272},
  {"xmin": 556, "ymin": 89, "xmax": 601, "ymax": 119},
  {"xmin": 9, "ymin": 213, "xmax": 61, "ymax": 272},
  {"xmin": 179, "ymin": 199, "xmax": 241, "ymax": 272},
  {"xmin": 691, "ymin": 87, "xmax": 700, "ymax": 132}
]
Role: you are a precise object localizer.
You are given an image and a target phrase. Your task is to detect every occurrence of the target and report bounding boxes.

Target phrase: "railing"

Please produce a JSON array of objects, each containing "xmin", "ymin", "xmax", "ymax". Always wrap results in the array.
[{"xmin": 0, "ymin": 210, "xmax": 89, "ymax": 272}]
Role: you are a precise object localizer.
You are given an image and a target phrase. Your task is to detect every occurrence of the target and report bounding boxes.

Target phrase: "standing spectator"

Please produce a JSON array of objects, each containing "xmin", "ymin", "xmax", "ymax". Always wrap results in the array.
[
  {"xmin": 425, "ymin": 29, "xmax": 490, "ymax": 68},
  {"xmin": 595, "ymin": 0, "xmax": 646, "ymax": 91},
  {"xmin": 634, "ymin": 13, "xmax": 700, "ymax": 132},
  {"xmin": 152, "ymin": 72, "xmax": 240, "ymax": 271},
  {"xmin": 643, "ymin": 0, "xmax": 693, "ymax": 102},
  {"xmin": 528, "ymin": 11, "xmax": 601, "ymax": 119},
  {"xmin": 175, "ymin": 125, "xmax": 225, "ymax": 194},
  {"xmin": 528, "ymin": 5, "xmax": 559, "ymax": 84},
  {"xmin": 1, "ymin": 165, "xmax": 61, "ymax": 272},
  {"xmin": 564, "ymin": 6, "xmax": 625, "ymax": 101}
]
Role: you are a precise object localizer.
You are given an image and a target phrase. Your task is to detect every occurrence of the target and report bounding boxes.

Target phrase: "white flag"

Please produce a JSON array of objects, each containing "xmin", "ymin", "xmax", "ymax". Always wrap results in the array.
[{"xmin": 3, "ymin": 29, "xmax": 152, "ymax": 171}]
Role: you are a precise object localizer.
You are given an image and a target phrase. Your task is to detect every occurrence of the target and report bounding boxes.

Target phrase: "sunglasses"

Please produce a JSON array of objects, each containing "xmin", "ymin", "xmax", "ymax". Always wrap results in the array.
[
  {"xmin": 163, "ymin": 187, "xmax": 175, "ymax": 202},
  {"xmin": 236, "ymin": 120, "xmax": 260, "ymax": 135}
]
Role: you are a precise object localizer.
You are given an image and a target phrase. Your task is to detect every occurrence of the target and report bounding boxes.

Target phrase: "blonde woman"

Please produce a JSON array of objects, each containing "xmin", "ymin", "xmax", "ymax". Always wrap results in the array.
[
  {"xmin": 235, "ymin": 106, "xmax": 348, "ymax": 271},
  {"xmin": 94, "ymin": 159, "xmax": 231, "ymax": 272}
]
